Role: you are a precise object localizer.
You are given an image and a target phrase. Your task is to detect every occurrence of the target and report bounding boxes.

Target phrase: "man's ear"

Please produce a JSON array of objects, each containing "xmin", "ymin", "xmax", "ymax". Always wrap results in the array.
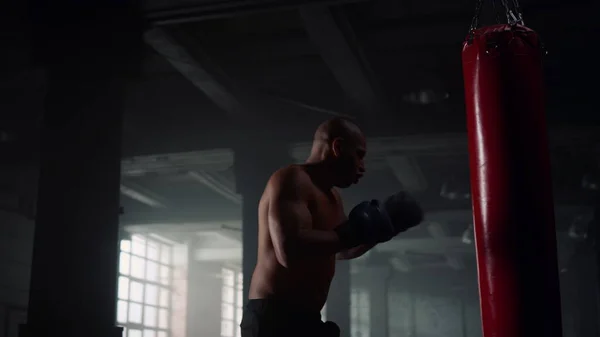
[{"xmin": 331, "ymin": 137, "xmax": 344, "ymax": 158}]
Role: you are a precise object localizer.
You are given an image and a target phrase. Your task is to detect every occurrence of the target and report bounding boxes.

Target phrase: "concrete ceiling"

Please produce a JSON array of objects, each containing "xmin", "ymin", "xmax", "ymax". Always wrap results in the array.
[{"xmin": 1, "ymin": 0, "xmax": 599, "ymax": 271}]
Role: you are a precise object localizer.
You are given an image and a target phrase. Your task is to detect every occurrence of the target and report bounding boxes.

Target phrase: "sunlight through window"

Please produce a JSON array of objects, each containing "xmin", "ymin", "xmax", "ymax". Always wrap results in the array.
[{"xmin": 117, "ymin": 235, "xmax": 173, "ymax": 337}]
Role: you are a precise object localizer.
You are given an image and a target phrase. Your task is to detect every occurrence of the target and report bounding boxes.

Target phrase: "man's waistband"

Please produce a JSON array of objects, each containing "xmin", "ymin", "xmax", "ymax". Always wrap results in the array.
[{"xmin": 245, "ymin": 298, "xmax": 322, "ymax": 322}]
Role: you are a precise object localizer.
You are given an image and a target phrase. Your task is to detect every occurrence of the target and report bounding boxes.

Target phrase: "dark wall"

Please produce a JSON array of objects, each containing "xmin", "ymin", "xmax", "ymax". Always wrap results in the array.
[{"xmin": 0, "ymin": 165, "xmax": 38, "ymax": 337}]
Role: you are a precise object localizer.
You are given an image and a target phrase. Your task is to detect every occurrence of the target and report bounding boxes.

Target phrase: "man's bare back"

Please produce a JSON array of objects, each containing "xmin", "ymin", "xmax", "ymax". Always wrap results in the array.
[{"xmin": 249, "ymin": 165, "xmax": 346, "ymax": 312}]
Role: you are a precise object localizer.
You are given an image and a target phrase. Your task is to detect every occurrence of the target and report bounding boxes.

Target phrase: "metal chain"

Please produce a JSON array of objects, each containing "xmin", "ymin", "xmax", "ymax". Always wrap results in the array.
[
  {"xmin": 467, "ymin": 0, "xmax": 525, "ymax": 38},
  {"xmin": 500, "ymin": 0, "xmax": 524, "ymax": 25},
  {"xmin": 467, "ymin": 0, "xmax": 484, "ymax": 41},
  {"xmin": 511, "ymin": 0, "xmax": 525, "ymax": 25}
]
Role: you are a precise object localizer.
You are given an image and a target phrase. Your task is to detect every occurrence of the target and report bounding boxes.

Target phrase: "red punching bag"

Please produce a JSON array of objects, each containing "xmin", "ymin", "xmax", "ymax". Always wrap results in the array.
[{"xmin": 462, "ymin": 3, "xmax": 563, "ymax": 337}]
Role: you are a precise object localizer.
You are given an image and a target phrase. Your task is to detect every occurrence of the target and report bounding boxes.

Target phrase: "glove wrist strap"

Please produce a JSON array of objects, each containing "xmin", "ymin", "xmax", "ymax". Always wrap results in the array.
[{"xmin": 334, "ymin": 220, "xmax": 363, "ymax": 249}]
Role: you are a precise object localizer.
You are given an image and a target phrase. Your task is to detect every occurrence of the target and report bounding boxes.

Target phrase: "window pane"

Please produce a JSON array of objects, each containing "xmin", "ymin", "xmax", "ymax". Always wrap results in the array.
[
  {"xmin": 129, "ymin": 329, "xmax": 142, "ymax": 337},
  {"xmin": 159, "ymin": 288, "xmax": 169, "ymax": 308},
  {"xmin": 158, "ymin": 309, "xmax": 169, "ymax": 329},
  {"xmin": 147, "ymin": 241, "xmax": 159, "ymax": 261},
  {"xmin": 358, "ymin": 292, "xmax": 369, "ymax": 307},
  {"xmin": 222, "ymin": 269, "xmax": 234, "ymax": 287},
  {"xmin": 157, "ymin": 332, "xmax": 167, "ymax": 337},
  {"xmin": 160, "ymin": 266, "xmax": 170, "ymax": 285},
  {"xmin": 236, "ymin": 327, "xmax": 241, "ymax": 337},
  {"xmin": 236, "ymin": 289, "xmax": 243, "ymax": 308},
  {"xmin": 360, "ymin": 307, "xmax": 370, "ymax": 324},
  {"xmin": 160, "ymin": 245, "xmax": 171, "ymax": 264},
  {"xmin": 351, "ymin": 325, "xmax": 358, "ymax": 337},
  {"xmin": 120, "ymin": 253, "xmax": 130, "ymax": 275},
  {"xmin": 222, "ymin": 286, "xmax": 234, "ymax": 304},
  {"xmin": 128, "ymin": 303, "xmax": 143, "ymax": 324},
  {"xmin": 120, "ymin": 240, "xmax": 131, "ymax": 252},
  {"xmin": 130, "ymin": 281, "xmax": 144, "ymax": 303},
  {"xmin": 145, "ymin": 284, "xmax": 158, "ymax": 306},
  {"xmin": 147, "ymin": 261, "xmax": 159, "ymax": 282},
  {"xmin": 221, "ymin": 303, "xmax": 234, "ymax": 320},
  {"xmin": 132, "ymin": 236, "xmax": 146, "ymax": 257},
  {"xmin": 143, "ymin": 330, "xmax": 156, "ymax": 337},
  {"xmin": 118, "ymin": 276, "xmax": 129, "ymax": 300},
  {"xmin": 221, "ymin": 320, "xmax": 234, "ymax": 337},
  {"xmin": 131, "ymin": 256, "xmax": 146, "ymax": 279},
  {"xmin": 144, "ymin": 306, "xmax": 157, "ymax": 327},
  {"xmin": 117, "ymin": 300, "xmax": 128, "ymax": 323},
  {"xmin": 358, "ymin": 325, "xmax": 370, "ymax": 337}
]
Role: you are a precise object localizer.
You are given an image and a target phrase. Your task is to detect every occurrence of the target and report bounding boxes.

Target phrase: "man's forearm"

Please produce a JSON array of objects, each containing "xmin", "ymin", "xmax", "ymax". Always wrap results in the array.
[{"xmin": 336, "ymin": 243, "xmax": 376, "ymax": 260}]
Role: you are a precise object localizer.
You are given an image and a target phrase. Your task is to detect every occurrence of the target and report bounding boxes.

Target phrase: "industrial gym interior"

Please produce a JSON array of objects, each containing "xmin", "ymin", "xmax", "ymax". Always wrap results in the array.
[{"xmin": 1, "ymin": 0, "xmax": 599, "ymax": 337}]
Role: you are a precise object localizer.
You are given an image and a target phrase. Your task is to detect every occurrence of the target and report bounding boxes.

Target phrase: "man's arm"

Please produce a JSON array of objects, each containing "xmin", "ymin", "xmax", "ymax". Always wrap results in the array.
[
  {"xmin": 268, "ymin": 168, "xmax": 344, "ymax": 268},
  {"xmin": 331, "ymin": 189, "xmax": 377, "ymax": 260},
  {"xmin": 336, "ymin": 243, "xmax": 376, "ymax": 260}
]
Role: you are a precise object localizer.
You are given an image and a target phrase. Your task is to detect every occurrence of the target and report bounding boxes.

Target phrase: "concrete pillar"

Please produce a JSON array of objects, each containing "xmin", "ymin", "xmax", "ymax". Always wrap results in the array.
[
  {"xmin": 327, "ymin": 261, "xmax": 351, "ymax": 337},
  {"xmin": 234, "ymin": 140, "xmax": 290, "ymax": 304},
  {"xmin": 20, "ymin": 3, "xmax": 142, "ymax": 337},
  {"xmin": 367, "ymin": 266, "xmax": 392, "ymax": 337}
]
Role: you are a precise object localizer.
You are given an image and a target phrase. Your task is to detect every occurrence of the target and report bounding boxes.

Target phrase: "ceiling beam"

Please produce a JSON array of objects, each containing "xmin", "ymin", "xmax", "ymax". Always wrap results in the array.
[
  {"xmin": 300, "ymin": 5, "xmax": 388, "ymax": 116},
  {"xmin": 145, "ymin": 0, "xmax": 368, "ymax": 25},
  {"xmin": 144, "ymin": 27, "xmax": 247, "ymax": 120},
  {"xmin": 120, "ymin": 183, "xmax": 167, "ymax": 208},
  {"xmin": 121, "ymin": 148, "xmax": 235, "ymax": 177},
  {"xmin": 376, "ymin": 237, "xmax": 473, "ymax": 255},
  {"xmin": 144, "ymin": 27, "xmax": 345, "ymax": 128},
  {"xmin": 120, "ymin": 129, "xmax": 600, "ymax": 176},
  {"xmin": 123, "ymin": 221, "xmax": 242, "ymax": 233},
  {"xmin": 187, "ymin": 170, "xmax": 241, "ymax": 205}
]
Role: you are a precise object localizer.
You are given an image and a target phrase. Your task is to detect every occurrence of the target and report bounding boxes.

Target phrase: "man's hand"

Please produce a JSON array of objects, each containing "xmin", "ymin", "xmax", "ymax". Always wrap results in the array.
[
  {"xmin": 333, "ymin": 191, "xmax": 423, "ymax": 249},
  {"xmin": 336, "ymin": 243, "xmax": 376, "ymax": 260}
]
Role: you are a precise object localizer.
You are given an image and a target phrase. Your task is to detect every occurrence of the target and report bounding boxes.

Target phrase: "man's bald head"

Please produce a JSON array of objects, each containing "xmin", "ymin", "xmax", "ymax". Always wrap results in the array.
[
  {"xmin": 313, "ymin": 117, "xmax": 364, "ymax": 145},
  {"xmin": 307, "ymin": 118, "xmax": 366, "ymax": 188}
]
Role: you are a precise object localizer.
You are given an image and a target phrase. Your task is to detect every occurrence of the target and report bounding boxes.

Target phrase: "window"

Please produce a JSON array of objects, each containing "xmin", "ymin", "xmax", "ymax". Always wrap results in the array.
[
  {"xmin": 117, "ymin": 235, "xmax": 173, "ymax": 337},
  {"xmin": 220, "ymin": 268, "xmax": 243, "ymax": 337},
  {"xmin": 351, "ymin": 289, "xmax": 370, "ymax": 337}
]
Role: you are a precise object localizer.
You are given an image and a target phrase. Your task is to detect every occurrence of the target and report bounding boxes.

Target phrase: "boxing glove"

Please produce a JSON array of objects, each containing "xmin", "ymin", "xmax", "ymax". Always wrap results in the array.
[
  {"xmin": 321, "ymin": 321, "xmax": 340, "ymax": 337},
  {"xmin": 334, "ymin": 200, "xmax": 396, "ymax": 249},
  {"xmin": 382, "ymin": 191, "xmax": 424, "ymax": 235}
]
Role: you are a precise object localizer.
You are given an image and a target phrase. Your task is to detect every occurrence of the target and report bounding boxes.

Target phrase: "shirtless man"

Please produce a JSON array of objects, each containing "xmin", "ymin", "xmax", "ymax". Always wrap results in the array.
[{"xmin": 240, "ymin": 118, "xmax": 423, "ymax": 337}]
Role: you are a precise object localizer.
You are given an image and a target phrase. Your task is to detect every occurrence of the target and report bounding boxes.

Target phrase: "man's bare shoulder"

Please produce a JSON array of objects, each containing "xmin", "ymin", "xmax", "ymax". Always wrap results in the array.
[{"xmin": 266, "ymin": 165, "xmax": 311, "ymax": 197}]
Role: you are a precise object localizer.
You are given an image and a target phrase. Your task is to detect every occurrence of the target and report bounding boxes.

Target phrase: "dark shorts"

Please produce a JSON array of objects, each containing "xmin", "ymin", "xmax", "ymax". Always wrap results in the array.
[{"xmin": 240, "ymin": 299, "xmax": 340, "ymax": 337}]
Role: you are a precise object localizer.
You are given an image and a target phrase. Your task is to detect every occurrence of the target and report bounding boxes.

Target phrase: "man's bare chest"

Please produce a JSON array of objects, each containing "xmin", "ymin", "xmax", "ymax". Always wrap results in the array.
[{"xmin": 307, "ymin": 190, "xmax": 345, "ymax": 231}]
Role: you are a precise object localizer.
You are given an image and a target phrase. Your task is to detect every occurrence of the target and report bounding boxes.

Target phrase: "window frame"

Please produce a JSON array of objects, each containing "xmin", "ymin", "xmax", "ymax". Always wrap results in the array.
[
  {"xmin": 220, "ymin": 267, "xmax": 243, "ymax": 337},
  {"xmin": 117, "ymin": 234, "xmax": 174, "ymax": 337}
]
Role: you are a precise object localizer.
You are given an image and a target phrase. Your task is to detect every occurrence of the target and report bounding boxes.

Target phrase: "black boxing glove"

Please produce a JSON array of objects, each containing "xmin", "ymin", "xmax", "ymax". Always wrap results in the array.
[
  {"xmin": 321, "ymin": 321, "xmax": 340, "ymax": 337},
  {"xmin": 382, "ymin": 191, "xmax": 424, "ymax": 235},
  {"xmin": 334, "ymin": 200, "xmax": 396, "ymax": 249}
]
